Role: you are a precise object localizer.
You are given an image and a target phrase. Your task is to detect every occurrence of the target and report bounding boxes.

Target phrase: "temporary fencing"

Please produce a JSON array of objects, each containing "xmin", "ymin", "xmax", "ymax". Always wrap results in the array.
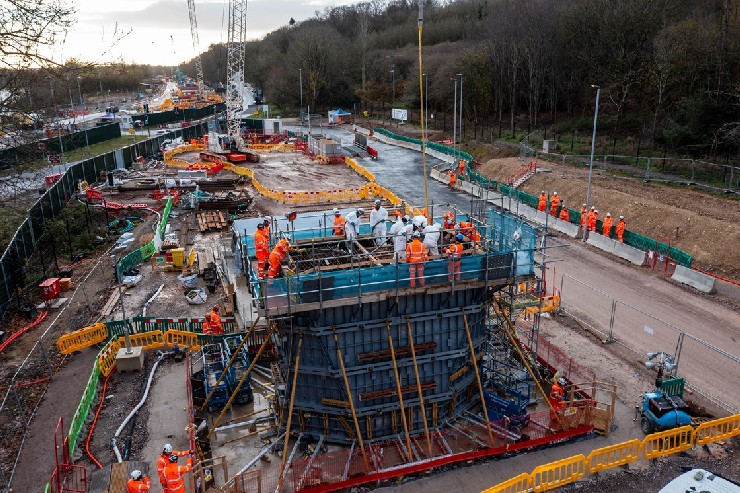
[
  {"xmin": 483, "ymin": 413, "xmax": 740, "ymax": 493},
  {"xmin": 116, "ymin": 196, "xmax": 174, "ymax": 278},
  {"xmin": 558, "ymin": 273, "xmax": 740, "ymax": 414}
]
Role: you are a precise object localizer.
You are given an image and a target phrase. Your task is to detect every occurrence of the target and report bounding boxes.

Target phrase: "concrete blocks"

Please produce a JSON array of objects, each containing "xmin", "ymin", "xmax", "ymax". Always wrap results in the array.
[
  {"xmin": 671, "ymin": 265, "xmax": 717, "ymax": 294},
  {"xmin": 116, "ymin": 346, "xmax": 145, "ymax": 372},
  {"xmin": 587, "ymin": 234, "xmax": 647, "ymax": 266}
]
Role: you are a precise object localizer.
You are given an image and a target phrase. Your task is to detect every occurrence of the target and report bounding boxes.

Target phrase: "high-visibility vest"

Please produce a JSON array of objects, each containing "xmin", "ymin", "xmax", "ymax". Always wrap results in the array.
[
  {"xmin": 163, "ymin": 462, "xmax": 191, "ymax": 493},
  {"xmin": 406, "ymin": 239, "xmax": 428, "ymax": 262},
  {"xmin": 333, "ymin": 215, "xmax": 346, "ymax": 236},
  {"xmin": 127, "ymin": 477, "xmax": 152, "ymax": 493},
  {"xmin": 616, "ymin": 220, "xmax": 626, "ymax": 236},
  {"xmin": 157, "ymin": 451, "xmax": 187, "ymax": 480},
  {"xmin": 254, "ymin": 230, "xmax": 269, "ymax": 258},
  {"xmin": 603, "ymin": 217, "xmax": 613, "ymax": 234},
  {"xmin": 270, "ymin": 239, "xmax": 289, "ymax": 262},
  {"xmin": 559, "ymin": 209, "xmax": 570, "ymax": 222},
  {"xmin": 551, "ymin": 195, "xmax": 560, "ymax": 208},
  {"xmin": 446, "ymin": 243, "xmax": 463, "ymax": 260}
]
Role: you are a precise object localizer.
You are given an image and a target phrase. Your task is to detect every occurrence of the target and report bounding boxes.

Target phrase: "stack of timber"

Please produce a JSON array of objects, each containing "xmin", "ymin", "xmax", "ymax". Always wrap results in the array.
[{"xmin": 197, "ymin": 211, "xmax": 229, "ymax": 232}]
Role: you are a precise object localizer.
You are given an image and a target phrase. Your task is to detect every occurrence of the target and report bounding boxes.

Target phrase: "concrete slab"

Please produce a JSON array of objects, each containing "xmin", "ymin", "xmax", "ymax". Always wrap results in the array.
[
  {"xmin": 613, "ymin": 240, "xmax": 648, "ymax": 266},
  {"xmin": 671, "ymin": 265, "xmax": 717, "ymax": 293},
  {"xmin": 116, "ymin": 346, "xmax": 145, "ymax": 372},
  {"xmin": 586, "ymin": 232, "xmax": 617, "ymax": 255}
]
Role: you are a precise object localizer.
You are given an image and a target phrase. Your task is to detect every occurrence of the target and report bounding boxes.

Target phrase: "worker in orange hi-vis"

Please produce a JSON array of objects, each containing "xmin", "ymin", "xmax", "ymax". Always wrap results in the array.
[
  {"xmin": 267, "ymin": 237, "xmax": 291, "ymax": 279},
  {"xmin": 127, "ymin": 470, "xmax": 152, "ymax": 493},
  {"xmin": 162, "ymin": 454, "xmax": 193, "ymax": 493},
  {"xmin": 602, "ymin": 212, "xmax": 614, "ymax": 237},
  {"xmin": 589, "ymin": 210, "xmax": 599, "ymax": 232},
  {"xmin": 579, "ymin": 204, "xmax": 588, "ymax": 232},
  {"xmin": 549, "ymin": 377, "xmax": 567, "ymax": 422},
  {"xmin": 254, "ymin": 222, "xmax": 269, "ymax": 279},
  {"xmin": 208, "ymin": 305, "xmax": 223, "ymax": 334},
  {"xmin": 405, "ymin": 232, "xmax": 429, "ymax": 287},
  {"xmin": 549, "ymin": 192, "xmax": 560, "ymax": 216},
  {"xmin": 443, "ymin": 211, "xmax": 456, "ymax": 231},
  {"xmin": 448, "ymin": 170, "xmax": 457, "ymax": 189},
  {"xmin": 201, "ymin": 313, "xmax": 213, "ymax": 335},
  {"xmin": 538, "ymin": 191, "xmax": 547, "ymax": 212},
  {"xmin": 445, "ymin": 233, "xmax": 464, "ymax": 282},
  {"xmin": 332, "ymin": 208, "xmax": 346, "ymax": 236},
  {"xmin": 558, "ymin": 202, "xmax": 570, "ymax": 222},
  {"xmin": 586, "ymin": 206, "xmax": 596, "ymax": 232},
  {"xmin": 615, "ymin": 216, "xmax": 626, "ymax": 242},
  {"xmin": 458, "ymin": 159, "xmax": 466, "ymax": 177},
  {"xmin": 157, "ymin": 444, "xmax": 189, "ymax": 490}
]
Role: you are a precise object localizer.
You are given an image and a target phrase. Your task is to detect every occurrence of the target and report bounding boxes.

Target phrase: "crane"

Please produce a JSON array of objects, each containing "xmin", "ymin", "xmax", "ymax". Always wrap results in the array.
[
  {"xmin": 201, "ymin": 0, "xmax": 260, "ymax": 164},
  {"xmin": 186, "ymin": 0, "xmax": 206, "ymax": 100}
]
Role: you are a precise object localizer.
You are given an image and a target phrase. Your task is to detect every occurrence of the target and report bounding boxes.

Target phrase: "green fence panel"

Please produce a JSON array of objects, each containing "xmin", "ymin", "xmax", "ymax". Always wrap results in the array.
[
  {"xmin": 67, "ymin": 360, "xmax": 100, "ymax": 458},
  {"xmin": 105, "ymin": 319, "xmax": 132, "ymax": 338},
  {"xmin": 131, "ymin": 317, "xmax": 167, "ymax": 333}
]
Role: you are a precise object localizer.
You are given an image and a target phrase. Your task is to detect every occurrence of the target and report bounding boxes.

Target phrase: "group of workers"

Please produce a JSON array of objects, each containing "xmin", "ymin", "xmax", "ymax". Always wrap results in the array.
[
  {"xmin": 538, "ymin": 192, "xmax": 627, "ymax": 242},
  {"xmin": 448, "ymin": 159, "xmax": 468, "ymax": 189},
  {"xmin": 201, "ymin": 304, "xmax": 223, "ymax": 335},
  {"xmin": 126, "ymin": 444, "xmax": 193, "ymax": 492}
]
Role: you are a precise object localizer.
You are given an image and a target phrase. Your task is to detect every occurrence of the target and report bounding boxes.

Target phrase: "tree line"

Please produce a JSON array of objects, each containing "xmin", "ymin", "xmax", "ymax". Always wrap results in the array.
[{"xmin": 183, "ymin": 0, "xmax": 740, "ymax": 158}]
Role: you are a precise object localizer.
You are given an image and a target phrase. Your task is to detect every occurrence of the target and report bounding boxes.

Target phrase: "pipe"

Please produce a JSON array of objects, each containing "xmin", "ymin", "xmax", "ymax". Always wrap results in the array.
[
  {"xmin": 225, "ymin": 431, "xmax": 286, "ymax": 486},
  {"xmin": 142, "ymin": 284, "xmax": 165, "ymax": 317},
  {"xmin": 111, "ymin": 351, "xmax": 165, "ymax": 462},
  {"xmin": 84, "ymin": 374, "xmax": 110, "ymax": 469}
]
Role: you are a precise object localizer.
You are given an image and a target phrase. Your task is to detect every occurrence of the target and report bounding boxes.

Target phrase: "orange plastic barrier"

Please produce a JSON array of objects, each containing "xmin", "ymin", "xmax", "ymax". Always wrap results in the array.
[
  {"xmin": 694, "ymin": 414, "xmax": 740, "ymax": 446},
  {"xmin": 481, "ymin": 473, "xmax": 531, "ymax": 493},
  {"xmin": 56, "ymin": 323, "xmax": 108, "ymax": 355},
  {"xmin": 127, "ymin": 330, "xmax": 166, "ymax": 350},
  {"xmin": 97, "ymin": 338, "xmax": 122, "ymax": 377},
  {"xmin": 165, "ymin": 330, "xmax": 201, "ymax": 350},
  {"xmin": 586, "ymin": 439, "xmax": 641, "ymax": 473}
]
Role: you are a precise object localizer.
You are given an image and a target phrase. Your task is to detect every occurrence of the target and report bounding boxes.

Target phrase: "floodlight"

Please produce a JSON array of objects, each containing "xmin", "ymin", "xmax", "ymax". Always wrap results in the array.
[{"xmin": 644, "ymin": 361, "xmax": 657, "ymax": 369}]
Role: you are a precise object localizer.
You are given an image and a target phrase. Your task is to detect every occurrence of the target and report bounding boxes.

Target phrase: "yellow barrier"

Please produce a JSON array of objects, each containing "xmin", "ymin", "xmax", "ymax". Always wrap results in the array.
[
  {"xmin": 586, "ymin": 439, "xmax": 641, "ymax": 473},
  {"xmin": 642, "ymin": 425, "xmax": 694, "ymax": 459},
  {"xmin": 165, "ymin": 330, "xmax": 201, "ymax": 350},
  {"xmin": 346, "ymin": 157, "xmax": 377, "ymax": 182},
  {"xmin": 695, "ymin": 414, "xmax": 740, "ymax": 445},
  {"xmin": 247, "ymin": 143, "xmax": 295, "ymax": 152},
  {"xmin": 97, "ymin": 338, "xmax": 122, "ymax": 377},
  {"xmin": 56, "ymin": 323, "xmax": 108, "ymax": 355},
  {"xmin": 531, "ymin": 454, "xmax": 586, "ymax": 492},
  {"xmin": 485, "ymin": 414, "xmax": 740, "ymax": 493},
  {"xmin": 127, "ymin": 330, "xmax": 166, "ymax": 350},
  {"xmin": 481, "ymin": 473, "xmax": 531, "ymax": 493}
]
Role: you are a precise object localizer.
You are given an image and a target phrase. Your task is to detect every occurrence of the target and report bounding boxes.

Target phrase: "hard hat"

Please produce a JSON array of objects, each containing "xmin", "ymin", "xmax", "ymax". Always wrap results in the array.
[
  {"xmin": 413, "ymin": 232, "xmax": 421, "ymax": 238},
  {"xmin": 557, "ymin": 377, "xmax": 567, "ymax": 386},
  {"xmin": 169, "ymin": 454, "xmax": 179, "ymax": 463},
  {"xmin": 212, "ymin": 305, "xmax": 219, "ymax": 312},
  {"xmin": 619, "ymin": 215, "xmax": 624, "ymax": 219},
  {"xmin": 582, "ymin": 203, "xmax": 587, "ymax": 207},
  {"xmin": 257, "ymin": 222, "xmax": 264, "ymax": 229},
  {"xmin": 541, "ymin": 190, "xmax": 545, "ymax": 194},
  {"xmin": 403, "ymin": 215, "xmax": 410, "ymax": 222},
  {"xmin": 606, "ymin": 213, "xmax": 611, "ymax": 217},
  {"xmin": 332, "ymin": 208, "xmax": 340, "ymax": 214},
  {"xmin": 445, "ymin": 211, "xmax": 453, "ymax": 218},
  {"xmin": 456, "ymin": 233, "xmax": 464, "ymax": 241},
  {"xmin": 131, "ymin": 470, "xmax": 142, "ymax": 480},
  {"xmin": 595, "ymin": 210, "xmax": 599, "ymax": 214},
  {"xmin": 553, "ymin": 192, "xmax": 558, "ymax": 195},
  {"xmin": 357, "ymin": 208, "xmax": 364, "ymax": 214},
  {"xmin": 163, "ymin": 444, "xmax": 173, "ymax": 454},
  {"xmin": 374, "ymin": 199, "xmax": 381, "ymax": 206},
  {"xmin": 591, "ymin": 206, "xmax": 595, "ymax": 210}
]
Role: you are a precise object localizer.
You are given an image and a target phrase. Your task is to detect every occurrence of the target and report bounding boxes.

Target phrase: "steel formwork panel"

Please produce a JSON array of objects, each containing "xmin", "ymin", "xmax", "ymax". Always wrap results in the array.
[{"xmin": 275, "ymin": 287, "xmax": 489, "ymax": 443}]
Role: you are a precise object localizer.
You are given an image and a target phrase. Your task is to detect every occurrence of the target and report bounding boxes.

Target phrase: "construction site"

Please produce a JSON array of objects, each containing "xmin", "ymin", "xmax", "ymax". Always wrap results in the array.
[{"xmin": 1, "ymin": 0, "xmax": 739, "ymax": 492}]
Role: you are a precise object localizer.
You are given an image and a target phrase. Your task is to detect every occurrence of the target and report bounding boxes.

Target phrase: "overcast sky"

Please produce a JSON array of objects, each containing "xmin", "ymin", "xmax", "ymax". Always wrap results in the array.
[{"xmin": 54, "ymin": 0, "xmax": 354, "ymax": 66}]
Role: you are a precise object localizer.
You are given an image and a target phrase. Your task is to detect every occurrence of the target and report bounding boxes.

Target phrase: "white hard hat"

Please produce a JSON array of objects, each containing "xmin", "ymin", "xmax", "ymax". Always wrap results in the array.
[
  {"xmin": 582, "ymin": 203, "xmax": 587, "ymax": 206},
  {"xmin": 163, "ymin": 444, "xmax": 173, "ymax": 454},
  {"xmin": 595, "ymin": 210, "xmax": 599, "ymax": 214},
  {"xmin": 333, "ymin": 208, "xmax": 340, "ymax": 214},
  {"xmin": 374, "ymin": 199, "xmax": 381, "ymax": 206},
  {"xmin": 553, "ymin": 192, "xmax": 558, "ymax": 195},
  {"xmin": 619, "ymin": 215, "xmax": 624, "ymax": 219},
  {"xmin": 606, "ymin": 213, "xmax": 611, "ymax": 217},
  {"xmin": 357, "ymin": 208, "xmax": 364, "ymax": 214},
  {"xmin": 403, "ymin": 215, "xmax": 410, "ymax": 222},
  {"xmin": 591, "ymin": 206, "xmax": 595, "ymax": 210},
  {"xmin": 541, "ymin": 190, "xmax": 545, "ymax": 194},
  {"xmin": 131, "ymin": 470, "xmax": 142, "ymax": 480},
  {"xmin": 557, "ymin": 377, "xmax": 567, "ymax": 386}
]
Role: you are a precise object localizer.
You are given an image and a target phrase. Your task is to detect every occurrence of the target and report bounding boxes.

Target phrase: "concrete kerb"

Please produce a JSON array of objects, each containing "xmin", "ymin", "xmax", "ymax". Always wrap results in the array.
[{"xmin": 671, "ymin": 265, "xmax": 717, "ymax": 294}]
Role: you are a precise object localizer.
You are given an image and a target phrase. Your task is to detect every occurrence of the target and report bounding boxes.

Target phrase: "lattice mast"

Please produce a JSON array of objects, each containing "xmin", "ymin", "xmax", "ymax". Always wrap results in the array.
[
  {"xmin": 187, "ymin": 0, "xmax": 206, "ymax": 100},
  {"xmin": 226, "ymin": 0, "xmax": 248, "ymax": 149}
]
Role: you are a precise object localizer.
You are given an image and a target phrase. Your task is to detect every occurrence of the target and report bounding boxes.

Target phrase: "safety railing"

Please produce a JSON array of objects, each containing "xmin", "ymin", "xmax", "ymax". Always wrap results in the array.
[
  {"xmin": 117, "ymin": 196, "xmax": 174, "ymax": 278},
  {"xmin": 483, "ymin": 413, "xmax": 740, "ymax": 493}
]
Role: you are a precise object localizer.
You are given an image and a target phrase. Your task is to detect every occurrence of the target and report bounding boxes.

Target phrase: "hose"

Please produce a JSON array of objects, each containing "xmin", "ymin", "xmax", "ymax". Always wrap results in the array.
[
  {"xmin": 111, "ymin": 351, "xmax": 165, "ymax": 462},
  {"xmin": 85, "ymin": 374, "xmax": 110, "ymax": 469}
]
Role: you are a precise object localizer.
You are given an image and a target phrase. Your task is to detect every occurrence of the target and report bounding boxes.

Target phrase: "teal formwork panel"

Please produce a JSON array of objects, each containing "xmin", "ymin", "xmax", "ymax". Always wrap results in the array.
[{"xmin": 278, "ymin": 288, "xmax": 488, "ymax": 443}]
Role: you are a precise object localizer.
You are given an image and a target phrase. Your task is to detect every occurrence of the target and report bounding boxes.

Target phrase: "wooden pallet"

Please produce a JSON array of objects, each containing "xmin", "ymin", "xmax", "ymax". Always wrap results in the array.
[{"xmin": 197, "ymin": 210, "xmax": 229, "ymax": 232}]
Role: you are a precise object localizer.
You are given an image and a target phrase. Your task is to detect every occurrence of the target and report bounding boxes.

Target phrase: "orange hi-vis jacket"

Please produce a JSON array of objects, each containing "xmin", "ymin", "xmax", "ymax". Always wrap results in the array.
[
  {"xmin": 559, "ymin": 208, "xmax": 570, "ymax": 222},
  {"xmin": 615, "ymin": 219, "xmax": 626, "ymax": 240},
  {"xmin": 163, "ymin": 459, "xmax": 192, "ymax": 493},
  {"xmin": 538, "ymin": 194, "xmax": 547, "ymax": 211},
  {"xmin": 446, "ymin": 242, "xmax": 463, "ymax": 260},
  {"xmin": 406, "ymin": 239, "xmax": 428, "ymax": 263},
  {"xmin": 602, "ymin": 216, "xmax": 613, "ymax": 236},
  {"xmin": 449, "ymin": 171, "xmax": 457, "ymax": 186},
  {"xmin": 270, "ymin": 239, "xmax": 289, "ymax": 262},
  {"xmin": 458, "ymin": 159, "xmax": 466, "ymax": 175},
  {"xmin": 157, "ymin": 450, "xmax": 188, "ymax": 484},
  {"xmin": 127, "ymin": 476, "xmax": 152, "ymax": 493},
  {"xmin": 549, "ymin": 195, "xmax": 560, "ymax": 214},
  {"xmin": 254, "ymin": 229, "xmax": 269, "ymax": 260},
  {"xmin": 333, "ymin": 215, "xmax": 346, "ymax": 236}
]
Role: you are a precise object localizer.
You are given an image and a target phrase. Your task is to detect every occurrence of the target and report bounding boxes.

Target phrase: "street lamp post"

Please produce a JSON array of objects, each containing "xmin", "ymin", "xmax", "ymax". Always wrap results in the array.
[
  {"xmin": 299, "ymin": 68, "xmax": 303, "ymax": 127},
  {"xmin": 452, "ymin": 77, "xmax": 457, "ymax": 161},
  {"xmin": 391, "ymin": 69, "xmax": 395, "ymax": 106},
  {"xmin": 457, "ymin": 74, "xmax": 463, "ymax": 147},
  {"xmin": 77, "ymin": 76, "xmax": 83, "ymax": 106},
  {"xmin": 583, "ymin": 85, "xmax": 601, "ymax": 241}
]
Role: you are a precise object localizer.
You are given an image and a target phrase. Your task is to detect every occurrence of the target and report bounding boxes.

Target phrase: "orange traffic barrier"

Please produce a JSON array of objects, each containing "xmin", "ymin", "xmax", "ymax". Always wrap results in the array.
[
  {"xmin": 586, "ymin": 439, "xmax": 641, "ymax": 473},
  {"xmin": 481, "ymin": 473, "xmax": 531, "ymax": 493},
  {"xmin": 127, "ymin": 330, "xmax": 166, "ymax": 350},
  {"xmin": 57, "ymin": 323, "xmax": 108, "ymax": 355},
  {"xmin": 165, "ymin": 329, "xmax": 201, "ymax": 351},
  {"xmin": 97, "ymin": 338, "xmax": 122, "ymax": 377},
  {"xmin": 694, "ymin": 414, "xmax": 740, "ymax": 446},
  {"xmin": 531, "ymin": 454, "xmax": 586, "ymax": 492},
  {"xmin": 642, "ymin": 425, "xmax": 694, "ymax": 459}
]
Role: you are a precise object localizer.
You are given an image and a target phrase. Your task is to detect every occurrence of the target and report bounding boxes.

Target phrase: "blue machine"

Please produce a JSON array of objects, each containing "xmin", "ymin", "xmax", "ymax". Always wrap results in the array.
[{"xmin": 637, "ymin": 391, "xmax": 692, "ymax": 434}]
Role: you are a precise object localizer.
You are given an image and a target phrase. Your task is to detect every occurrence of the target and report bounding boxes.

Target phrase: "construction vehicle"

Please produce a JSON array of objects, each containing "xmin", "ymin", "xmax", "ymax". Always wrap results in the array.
[{"xmin": 636, "ymin": 391, "xmax": 692, "ymax": 434}]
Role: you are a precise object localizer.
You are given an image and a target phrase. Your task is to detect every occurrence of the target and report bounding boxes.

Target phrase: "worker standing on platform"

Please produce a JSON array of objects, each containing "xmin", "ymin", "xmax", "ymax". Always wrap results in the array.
[
  {"xmin": 254, "ymin": 222, "xmax": 269, "ymax": 279},
  {"xmin": 370, "ymin": 199, "xmax": 388, "ymax": 246},
  {"xmin": 549, "ymin": 192, "xmax": 560, "ymax": 216},
  {"xmin": 267, "ymin": 237, "xmax": 292, "ymax": 278},
  {"xmin": 208, "ymin": 305, "xmax": 223, "ymax": 334},
  {"xmin": 127, "ymin": 470, "xmax": 152, "ymax": 493},
  {"xmin": 262, "ymin": 217, "xmax": 271, "ymax": 242},
  {"xmin": 445, "ymin": 233, "xmax": 464, "ymax": 282},
  {"xmin": 422, "ymin": 221, "xmax": 442, "ymax": 257},
  {"xmin": 157, "ymin": 444, "xmax": 189, "ymax": 490},
  {"xmin": 201, "ymin": 313, "xmax": 213, "ymax": 335},
  {"xmin": 163, "ymin": 454, "xmax": 192, "ymax": 493},
  {"xmin": 558, "ymin": 202, "xmax": 570, "ymax": 222},
  {"xmin": 390, "ymin": 215, "xmax": 409, "ymax": 263},
  {"xmin": 344, "ymin": 208, "xmax": 364, "ymax": 251},
  {"xmin": 412, "ymin": 214, "xmax": 428, "ymax": 232},
  {"xmin": 332, "ymin": 208, "xmax": 346, "ymax": 236},
  {"xmin": 538, "ymin": 191, "xmax": 547, "ymax": 212},
  {"xmin": 406, "ymin": 232, "xmax": 428, "ymax": 287},
  {"xmin": 602, "ymin": 213, "xmax": 613, "ymax": 237},
  {"xmin": 549, "ymin": 377, "xmax": 567, "ymax": 422},
  {"xmin": 443, "ymin": 211, "xmax": 456, "ymax": 231},
  {"xmin": 616, "ymin": 216, "xmax": 626, "ymax": 242},
  {"xmin": 448, "ymin": 169, "xmax": 457, "ymax": 189}
]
